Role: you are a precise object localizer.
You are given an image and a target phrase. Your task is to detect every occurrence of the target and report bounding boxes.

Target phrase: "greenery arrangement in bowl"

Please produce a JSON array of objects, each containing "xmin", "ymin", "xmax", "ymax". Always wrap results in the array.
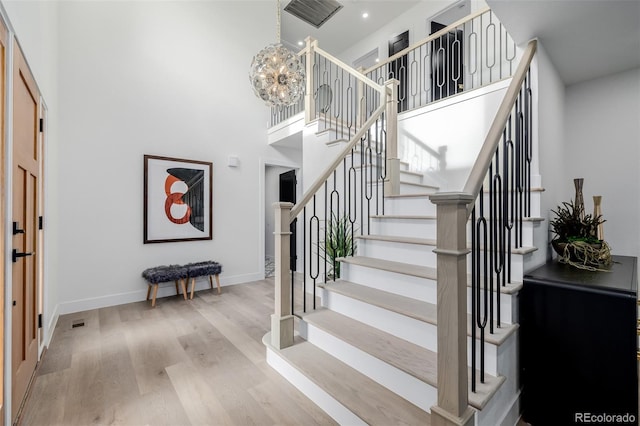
[{"xmin": 549, "ymin": 200, "xmax": 611, "ymax": 270}]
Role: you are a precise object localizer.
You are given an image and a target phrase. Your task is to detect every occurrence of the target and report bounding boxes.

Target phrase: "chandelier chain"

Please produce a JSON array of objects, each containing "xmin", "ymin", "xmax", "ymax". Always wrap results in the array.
[{"xmin": 276, "ymin": 0, "xmax": 281, "ymax": 43}]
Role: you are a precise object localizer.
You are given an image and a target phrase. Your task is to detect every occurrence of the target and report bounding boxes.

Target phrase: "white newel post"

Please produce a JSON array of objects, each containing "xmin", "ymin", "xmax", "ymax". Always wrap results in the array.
[
  {"xmin": 429, "ymin": 193, "xmax": 476, "ymax": 426},
  {"xmin": 304, "ymin": 37, "xmax": 317, "ymax": 124},
  {"xmin": 271, "ymin": 202, "xmax": 294, "ymax": 350},
  {"xmin": 385, "ymin": 79, "xmax": 400, "ymax": 196}
]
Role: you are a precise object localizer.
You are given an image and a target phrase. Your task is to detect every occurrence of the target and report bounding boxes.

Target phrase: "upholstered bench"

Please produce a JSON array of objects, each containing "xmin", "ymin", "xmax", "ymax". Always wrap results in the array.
[
  {"xmin": 141, "ymin": 265, "xmax": 189, "ymax": 307},
  {"xmin": 185, "ymin": 261, "xmax": 222, "ymax": 299}
]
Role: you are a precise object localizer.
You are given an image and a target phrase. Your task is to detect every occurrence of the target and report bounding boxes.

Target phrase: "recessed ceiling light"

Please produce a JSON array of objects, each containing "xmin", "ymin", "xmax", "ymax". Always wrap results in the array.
[
  {"xmin": 375, "ymin": 58, "xmax": 380, "ymax": 63},
  {"xmin": 362, "ymin": 12, "xmax": 369, "ymax": 19},
  {"xmin": 298, "ymin": 41, "xmax": 304, "ymax": 46}
]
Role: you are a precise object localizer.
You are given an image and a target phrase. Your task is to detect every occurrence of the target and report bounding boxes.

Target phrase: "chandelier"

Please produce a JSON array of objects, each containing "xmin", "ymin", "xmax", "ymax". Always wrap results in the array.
[{"xmin": 249, "ymin": 0, "xmax": 305, "ymax": 107}]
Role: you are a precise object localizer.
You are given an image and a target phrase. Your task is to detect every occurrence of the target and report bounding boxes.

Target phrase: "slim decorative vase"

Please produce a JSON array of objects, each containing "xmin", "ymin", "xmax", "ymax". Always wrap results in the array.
[
  {"xmin": 574, "ymin": 178, "xmax": 585, "ymax": 220},
  {"xmin": 593, "ymin": 195, "xmax": 604, "ymax": 240}
]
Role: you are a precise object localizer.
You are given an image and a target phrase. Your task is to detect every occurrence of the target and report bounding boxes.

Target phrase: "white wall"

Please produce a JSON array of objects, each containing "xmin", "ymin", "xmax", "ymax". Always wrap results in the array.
[
  {"xmin": 564, "ymin": 67, "xmax": 640, "ymax": 257},
  {"xmin": 338, "ymin": 0, "xmax": 456, "ymax": 65},
  {"xmin": 527, "ymin": 41, "xmax": 566, "ymax": 270},
  {"xmin": 48, "ymin": 0, "xmax": 299, "ymax": 313},
  {"xmin": 398, "ymin": 79, "xmax": 509, "ymax": 191}
]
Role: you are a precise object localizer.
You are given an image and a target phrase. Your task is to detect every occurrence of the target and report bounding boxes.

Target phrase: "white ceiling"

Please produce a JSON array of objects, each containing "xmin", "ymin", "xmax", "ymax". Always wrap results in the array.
[
  {"xmin": 281, "ymin": 0, "xmax": 422, "ymax": 54},
  {"xmin": 487, "ymin": 0, "xmax": 640, "ymax": 85}
]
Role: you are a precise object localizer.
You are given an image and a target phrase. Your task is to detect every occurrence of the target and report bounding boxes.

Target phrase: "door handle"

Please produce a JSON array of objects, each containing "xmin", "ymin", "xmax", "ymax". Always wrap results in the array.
[
  {"xmin": 13, "ymin": 222, "xmax": 25, "ymax": 235},
  {"xmin": 12, "ymin": 249, "xmax": 33, "ymax": 263}
]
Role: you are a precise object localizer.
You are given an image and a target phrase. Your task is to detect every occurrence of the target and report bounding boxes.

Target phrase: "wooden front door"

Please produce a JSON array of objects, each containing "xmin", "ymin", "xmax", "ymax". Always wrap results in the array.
[
  {"xmin": 0, "ymin": 16, "xmax": 7, "ymax": 422},
  {"xmin": 11, "ymin": 41, "xmax": 41, "ymax": 421},
  {"xmin": 388, "ymin": 30, "xmax": 409, "ymax": 112}
]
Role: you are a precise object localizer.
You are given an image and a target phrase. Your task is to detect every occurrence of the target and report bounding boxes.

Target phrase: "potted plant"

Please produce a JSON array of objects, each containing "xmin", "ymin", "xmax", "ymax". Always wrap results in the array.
[
  {"xmin": 549, "ymin": 200, "xmax": 610, "ymax": 269},
  {"xmin": 319, "ymin": 212, "xmax": 356, "ymax": 280}
]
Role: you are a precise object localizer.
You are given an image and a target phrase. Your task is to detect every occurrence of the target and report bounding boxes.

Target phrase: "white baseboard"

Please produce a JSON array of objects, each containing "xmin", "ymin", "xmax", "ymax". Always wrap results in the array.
[{"xmin": 56, "ymin": 272, "xmax": 264, "ymax": 315}]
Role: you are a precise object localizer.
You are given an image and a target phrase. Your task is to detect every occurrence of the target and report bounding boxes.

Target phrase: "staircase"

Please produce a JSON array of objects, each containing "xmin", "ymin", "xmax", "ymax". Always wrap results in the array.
[
  {"xmin": 265, "ymin": 165, "xmax": 542, "ymax": 425},
  {"xmin": 264, "ymin": 14, "xmax": 538, "ymax": 425}
]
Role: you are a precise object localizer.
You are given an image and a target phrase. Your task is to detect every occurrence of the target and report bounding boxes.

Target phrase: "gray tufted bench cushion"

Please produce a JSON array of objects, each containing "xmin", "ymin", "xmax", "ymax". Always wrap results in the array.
[
  {"xmin": 141, "ymin": 265, "xmax": 189, "ymax": 307},
  {"xmin": 185, "ymin": 261, "xmax": 223, "ymax": 298}
]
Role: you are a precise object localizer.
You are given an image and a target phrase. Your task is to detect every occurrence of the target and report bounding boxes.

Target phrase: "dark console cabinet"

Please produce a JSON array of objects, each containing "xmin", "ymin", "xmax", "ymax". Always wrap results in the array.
[{"xmin": 521, "ymin": 256, "xmax": 638, "ymax": 425}]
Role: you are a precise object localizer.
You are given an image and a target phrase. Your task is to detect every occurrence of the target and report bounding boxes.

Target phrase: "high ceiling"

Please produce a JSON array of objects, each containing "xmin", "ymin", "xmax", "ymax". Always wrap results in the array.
[
  {"xmin": 280, "ymin": 0, "xmax": 422, "ymax": 54},
  {"xmin": 487, "ymin": 0, "xmax": 640, "ymax": 85}
]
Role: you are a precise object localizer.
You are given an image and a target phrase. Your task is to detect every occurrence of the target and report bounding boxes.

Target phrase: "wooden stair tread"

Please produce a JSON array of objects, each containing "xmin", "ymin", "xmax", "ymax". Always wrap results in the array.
[
  {"xmin": 319, "ymin": 279, "xmax": 518, "ymax": 346},
  {"xmin": 302, "ymin": 309, "xmax": 505, "ymax": 410},
  {"xmin": 401, "ymin": 181, "xmax": 440, "ymax": 190},
  {"xmin": 371, "ymin": 213, "xmax": 544, "ymax": 223},
  {"xmin": 338, "ymin": 255, "xmax": 437, "ymax": 279},
  {"xmin": 385, "ymin": 193, "xmax": 436, "ymax": 199},
  {"xmin": 266, "ymin": 336, "xmax": 432, "ymax": 425},
  {"xmin": 371, "ymin": 214, "xmax": 437, "ymax": 220}
]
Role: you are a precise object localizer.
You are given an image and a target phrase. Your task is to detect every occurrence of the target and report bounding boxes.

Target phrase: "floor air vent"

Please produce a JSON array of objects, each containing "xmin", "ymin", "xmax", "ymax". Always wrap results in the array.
[
  {"xmin": 284, "ymin": 0, "xmax": 343, "ymax": 28},
  {"xmin": 72, "ymin": 320, "xmax": 85, "ymax": 328}
]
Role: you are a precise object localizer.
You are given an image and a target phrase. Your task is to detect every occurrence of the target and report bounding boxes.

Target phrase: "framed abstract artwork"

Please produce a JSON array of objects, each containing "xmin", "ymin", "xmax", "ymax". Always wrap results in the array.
[{"xmin": 144, "ymin": 154, "xmax": 213, "ymax": 243}]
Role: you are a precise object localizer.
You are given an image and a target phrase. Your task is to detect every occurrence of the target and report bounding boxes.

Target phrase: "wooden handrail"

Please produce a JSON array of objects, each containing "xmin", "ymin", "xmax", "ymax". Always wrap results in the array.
[
  {"xmin": 314, "ymin": 44, "xmax": 386, "ymax": 93},
  {"xmin": 463, "ymin": 39, "xmax": 537, "ymax": 214},
  {"xmin": 289, "ymin": 100, "xmax": 387, "ymax": 222},
  {"xmin": 364, "ymin": 6, "xmax": 490, "ymax": 75}
]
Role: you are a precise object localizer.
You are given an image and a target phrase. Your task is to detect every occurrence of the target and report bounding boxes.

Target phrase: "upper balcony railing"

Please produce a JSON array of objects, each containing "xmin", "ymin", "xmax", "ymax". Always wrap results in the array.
[{"xmin": 365, "ymin": 7, "xmax": 516, "ymax": 114}]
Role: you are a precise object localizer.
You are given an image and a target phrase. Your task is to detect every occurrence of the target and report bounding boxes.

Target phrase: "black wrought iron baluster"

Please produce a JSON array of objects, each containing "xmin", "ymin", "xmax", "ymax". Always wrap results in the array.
[
  {"xmin": 488, "ymin": 163, "xmax": 495, "ymax": 334},
  {"xmin": 452, "ymin": 27, "xmax": 462, "ymax": 95},
  {"xmin": 476, "ymin": 190, "xmax": 488, "ymax": 385},
  {"xmin": 365, "ymin": 131, "xmax": 373, "ymax": 234},
  {"xmin": 303, "ymin": 207, "xmax": 307, "ymax": 311},
  {"xmin": 504, "ymin": 117, "xmax": 515, "ymax": 283},
  {"xmin": 514, "ymin": 97, "xmax": 522, "ymax": 249},
  {"xmin": 309, "ymin": 195, "xmax": 319, "ymax": 313},
  {"xmin": 525, "ymin": 71, "xmax": 532, "ymax": 217},
  {"xmin": 330, "ymin": 170, "xmax": 340, "ymax": 281},
  {"xmin": 349, "ymin": 148, "xmax": 357, "ymax": 257},
  {"xmin": 324, "ymin": 182, "xmax": 328, "ymax": 286},
  {"xmin": 492, "ymin": 149, "xmax": 504, "ymax": 328},
  {"xmin": 360, "ymin": 135, "xmax": 365, "ymax": 236},
  {"xmin": 471, "ymin": 206, "xmax": 477, "ymax": 393}
]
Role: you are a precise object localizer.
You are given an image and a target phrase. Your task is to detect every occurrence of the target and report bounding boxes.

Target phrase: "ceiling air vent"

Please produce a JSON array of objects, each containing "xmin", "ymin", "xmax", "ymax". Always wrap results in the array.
[{"xmin": 284, "ymin": 0, "xmax": 343, "ymax": 29}]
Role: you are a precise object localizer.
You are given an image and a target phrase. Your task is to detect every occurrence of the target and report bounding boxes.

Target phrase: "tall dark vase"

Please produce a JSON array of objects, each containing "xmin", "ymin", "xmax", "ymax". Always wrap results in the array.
[{"xmin": 574, "ymin": 178, "xmax": 585, "ymax": 220}]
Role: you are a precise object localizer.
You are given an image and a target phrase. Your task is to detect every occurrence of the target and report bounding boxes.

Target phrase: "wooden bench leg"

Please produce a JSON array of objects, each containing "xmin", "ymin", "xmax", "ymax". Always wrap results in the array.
[
  {"xmin": 175, "ymin": 279, "xmax": 187, "ymax": 300},
  {"xmin": 208, "ymin": 275, "xmax": 214, "ymax": 290},
  {"xmin": 146, "ymin": 284, "xmax": 152, "ymax": 301},
  {"xmin": 190, "ymin": 277, "xmax": 196, "ymax": 300},
  {"xmin": 215, "ymin": 274, "xmax": 221, "ymax": 294},
  {"xmin": 180, "ymin": 279, "xmax": 188, "ymax": 300},
  {"xmin": 151, "ymin": 284, "xmax": 159, "ymax": 307}
]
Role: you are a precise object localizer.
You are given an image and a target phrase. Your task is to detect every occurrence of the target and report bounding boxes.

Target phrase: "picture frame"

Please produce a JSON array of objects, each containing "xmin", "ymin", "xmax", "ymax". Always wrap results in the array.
[{"xmin": 144, "ymin": 154, "xmax": 213, "ymax": 244}]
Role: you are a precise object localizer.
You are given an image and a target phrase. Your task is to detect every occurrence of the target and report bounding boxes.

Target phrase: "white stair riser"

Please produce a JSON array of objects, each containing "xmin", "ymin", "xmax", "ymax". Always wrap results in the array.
[
  {"xmin": 400, "ymin": 182, "xmax": 435, "ymax": 195},
  {"xmin": 475, "ymin": 330, "xmax": 520, "ymax": 426},
  {"xmin": 340, "ymin": 259, "xmax": 516, "ymax": 324},
  {"xmin": 370, "ymin": 218, "xmax": 436, "ymax": 239},
  {"xmin": 467, "ymin": 287, "xmax": 516, "ymax": 325},
  {"xmin": 400, "ymin": 171, "xmax": 424, "ymax": 185},
  {"xmin": 357, "ymin": 239, "xmax": 436, "ymax": 268},
  {"xmin": 384, "ymin": 197, "xmax": 436, "ymax": 216},
  {"xmin": 265, "ymin": 345, "xmax": 367, "ymax": 425},
  {"xmin": 357, "ymin": 238, "xmax": 526, "ymax": 278},
  {"xmin": 300, "ymin": 321, "xmax": 436, "ymax": 413},
  {"xmin": 340, "ymin": 262, "xmax": 434, "ymax": 302},
  {"xmin": 477, "ymin": 191, "xmax": 542, "ymax": 218},
  {"xmin": 320, "ymin": 289, "xmax": 499, "ymax": 375},
  {"xmin": 360, "ymin": 165, "xmax": 423, "ymax": 185}
]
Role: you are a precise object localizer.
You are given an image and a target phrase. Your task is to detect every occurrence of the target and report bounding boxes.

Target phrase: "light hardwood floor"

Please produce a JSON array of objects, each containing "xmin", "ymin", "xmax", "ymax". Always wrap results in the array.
[{"xmin": 20, "ymin": 279, "xmax": 336, "ymax": 426}]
